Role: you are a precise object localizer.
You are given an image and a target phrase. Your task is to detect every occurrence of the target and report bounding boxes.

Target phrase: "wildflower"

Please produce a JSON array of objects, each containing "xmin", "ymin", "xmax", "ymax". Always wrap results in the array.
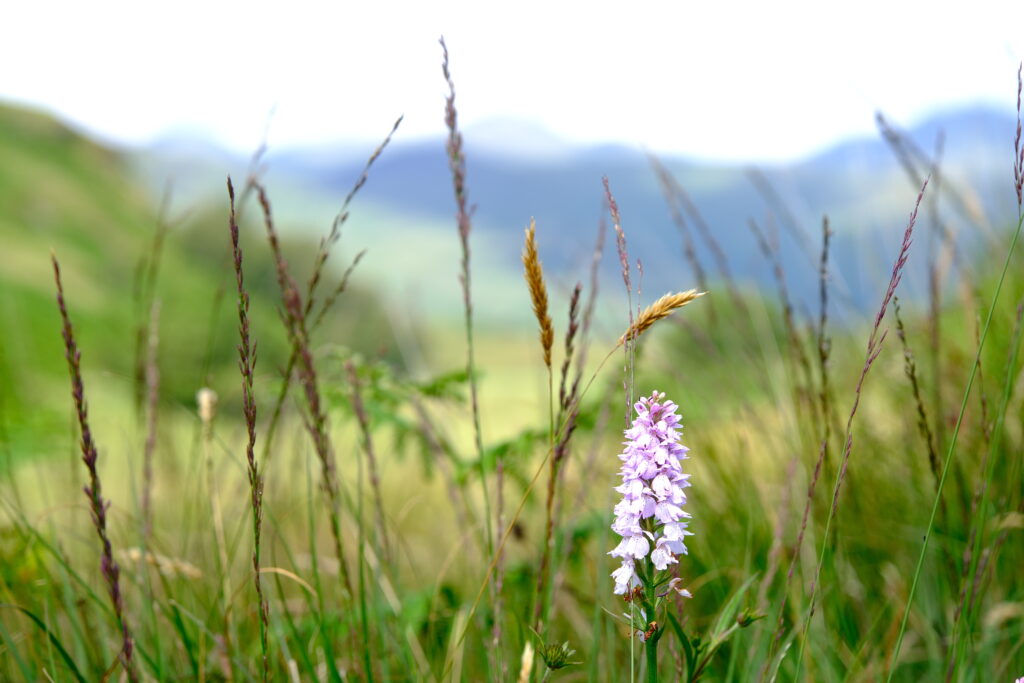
[{"xmin": 609, "ymin": 391, "xmax": 693, "ymax": 595}]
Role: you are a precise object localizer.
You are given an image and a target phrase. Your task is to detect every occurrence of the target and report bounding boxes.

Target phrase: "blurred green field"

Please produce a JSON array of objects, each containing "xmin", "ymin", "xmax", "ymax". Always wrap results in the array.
[{"xmin": 1, "ymin": 98, "xmax": 1023, "ymax": 683}]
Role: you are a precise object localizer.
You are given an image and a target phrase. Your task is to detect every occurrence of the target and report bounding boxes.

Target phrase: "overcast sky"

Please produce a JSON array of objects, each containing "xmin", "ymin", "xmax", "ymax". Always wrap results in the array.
[{"xmin": 3, "ymin": 0, "xmax": 1022, "ymax": 162}]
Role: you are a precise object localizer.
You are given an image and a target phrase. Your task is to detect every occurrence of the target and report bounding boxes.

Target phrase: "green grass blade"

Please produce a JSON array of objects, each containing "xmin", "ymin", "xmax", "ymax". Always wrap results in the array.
[
  {"xmin": 0, "ymin": 603, "xmax": 86, "ymax": 683},
  {"xmin": 0, "ymin": 611, "xmax": 35, "ymax": 681}
]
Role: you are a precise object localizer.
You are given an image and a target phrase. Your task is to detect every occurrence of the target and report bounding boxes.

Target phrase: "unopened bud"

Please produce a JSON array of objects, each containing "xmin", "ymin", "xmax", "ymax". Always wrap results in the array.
[{"xmin": 197, "ymin": 388, "xmax": 218, "ymax": 426}]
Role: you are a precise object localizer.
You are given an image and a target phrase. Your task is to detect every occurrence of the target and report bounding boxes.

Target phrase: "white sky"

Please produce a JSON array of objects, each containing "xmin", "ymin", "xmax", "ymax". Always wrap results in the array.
[{"xmin": 3, "ymin": 0, "xmax": 1022, "ymax": 162}]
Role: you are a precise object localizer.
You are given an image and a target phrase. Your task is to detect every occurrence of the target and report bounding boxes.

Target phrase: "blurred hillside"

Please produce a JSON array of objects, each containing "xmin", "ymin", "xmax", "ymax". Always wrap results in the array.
[{"xmin": 0, "ymin": 104, "xmax": 396, "ymax": 458}]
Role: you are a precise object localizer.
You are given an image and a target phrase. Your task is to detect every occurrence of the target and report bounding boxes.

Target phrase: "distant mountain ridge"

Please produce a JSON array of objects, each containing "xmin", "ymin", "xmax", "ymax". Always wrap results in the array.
[{"xmin": 130, "ymin": 104, "xmax": 1020, "ymax": 317}]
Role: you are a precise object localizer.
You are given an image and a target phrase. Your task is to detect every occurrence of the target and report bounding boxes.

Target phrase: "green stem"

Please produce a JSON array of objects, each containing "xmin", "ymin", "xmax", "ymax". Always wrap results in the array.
[
  {"xmin": 645, "ymin": 633, "xmax": 659, "ymax": 683},
  {"xmin": 886, "ymin": 210, "xmax": 1024, "ymax": 679}
]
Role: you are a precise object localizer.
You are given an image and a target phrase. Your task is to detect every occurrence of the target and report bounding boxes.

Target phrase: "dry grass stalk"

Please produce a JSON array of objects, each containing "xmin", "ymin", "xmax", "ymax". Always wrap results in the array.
[
  {"xmin": 522, "ymin": 219, "xmax": 554, "ymax": 369},
  {"xmin": 796, "ymin": 178, "xmax": 928, "ymax": 675},
  {"xmin": 876, "ymin": 111, "xmax": 991, "ymax": 238},
  {"xmin": 131, "ymin": 192, "xmax": 171, "ymax": 418},
  {"xmin": 311, "ymin": 249, "xmax": 367, "ymax": 331},
  {"xmin": 946, "ymin": 301, "xmax": 1024, "ymax": 677},
  {"xmin": 344, "ymin": 360, "xmax": 391, "ymax": 563},
  {"xmin": 533, "ymin": 406, "xmax": 579, "ymax": 633},
  {"xmin": 894, "ymin": 295, "xmax": 959, "ymax": 596},
  {"xmin": 747, "ymin": 167, "xmax": 817, "ymax": 269},
  {"xmin": 255, "ymin": 182, "xmax": 352, "ymax": 598},
  {"xmin": 649, "ymin": 154, "xmax": 709, "ymax": 298},
  {"xmin": 522, "ymin": 221, "xmax": 557, "ymax": 636},
  {"xmin": 749, "ymin": 216, "xmax": 817, "ymax": 426},
  {"xmin": 603, "ymin": 176, "xmax": 639, "ymax": 426},
  {"xmin": 604, "ymin": 177, "xmax": 631, "ymax": 298},
  {"xmin": 618, "ymin": 290, "xmax": 705, "ymax": 346},
  {"xmin": 52, "ymin": 254, "xmax": 137, "ymax": 682},
  {"xmin": 441, "ymin": 36, "xmax": 498, "ymax": 667},
  {"xmin": 921, "ymin": 126, "xmax": 957, "ymax": 455},
  {"xmin": 534, "ymin": 284, "xmax": 583, "ymax": 631},
  {"xmin": 557, "ymin": 284, "xmax": 582, "ymax": 416},
  {"xmin": 227, "ymin": 177, "xmax": 269, "ymax": 681},
  {"xmin": 893, "ymin": 297, "xmax": 940, "ymax": 487},
  {"xmin": 141, "ymin": 298, "xmax": 160, "ymax": 540},
  {"xmin": 1015, "ymin": 64, "xmax": 1023, "ymax": 209},
  {"xmin": 564, "ymin": 219, "xmax": 606, "ymax": 416},
  {"xmin": 648, "ymin": 160, "xmax": 744, "ymax": 309},
  {"xmin": 307, "ymin": 115, "xmax": 402, "ymax": 321},
  {"xmin": 764, "ymin": 439, "xmax": 826, "ymax": 670},
  {"xmin": 892, "ymin": 69, "xmax": 1024, "ymax": 664},
  {"xmin": 816, "ymin": 217, "xmax": 835, "ymax": 454},
  {"xmin": 261, "ymin": 116, "xmax": 397, "ymax": 466},
  {"xmin": 439, "ymin": 36, "xmax": 490, "ymax": 542}
]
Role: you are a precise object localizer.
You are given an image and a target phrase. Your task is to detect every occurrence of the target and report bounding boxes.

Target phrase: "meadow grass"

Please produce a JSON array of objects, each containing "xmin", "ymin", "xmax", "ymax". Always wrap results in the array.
[{"xmin": 1, "ymin": 53, "xmax": 1023, "ymax": 683}]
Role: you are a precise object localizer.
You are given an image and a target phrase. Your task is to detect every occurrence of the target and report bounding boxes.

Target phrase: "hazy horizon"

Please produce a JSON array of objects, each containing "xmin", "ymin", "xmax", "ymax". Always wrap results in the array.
[
  {"xmin": 4, "ymin": 0, "xmax": 1022, "ymax": 163},
  {"xmin": 4, "ymin": 94, "xmax": 1020, "ymax": 170}
]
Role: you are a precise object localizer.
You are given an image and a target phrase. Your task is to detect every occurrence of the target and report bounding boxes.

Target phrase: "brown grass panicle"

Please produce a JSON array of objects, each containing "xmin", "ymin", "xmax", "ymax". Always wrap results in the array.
[
  {"xmin": 816, "ymin": 216, "xmax": 835, "ymax": 454},
  {"xmin": 344, "ymin": 359, "xmax": 391, "ymax": 564},
  {"xmin": 226, "ymin": 177, "xmax": 269, "ymax": 681},
  {"xmin": 254, "ymin": 181, "xmax": 353, "ymax": 598},
  {"xmin": 618, "ymin": 289, "xmax": 705, "ymax": 346},
  {"xmin": 259, "ymin": 118, "xmax": 396, "ymax": 467},
  {"xmin": 141, "ymin": 298, "xmax": 160, "ymax": 541},
  {"xmin": 522, "ymin": 218, "xmax": 554, "ymax": 369},
  {"xmin": 439, "ymin": 35, "xmax": 489, "ymax": 544},
  {"xmin": 439, "ymin": 39, "xmax": 507, "ymax": 672},
  {"xmin": 1016, "ymin": 63, "xmax": 1023, "ymax": 209},
  {"xmin": 649, "ymin": 154, "xmax": 708, "ymax": 298},
  {"xmin": 557, "ymin": 283, "xmax": 582, "ymax": 417},
  {"xmin": 52, "ymin": 253, "xmax": 137, "ymax": 682},
  {"xmin": 893, "ymin": 296, "xmax": 940, "ymax": 488},
  {"xmin": 603, "ymin": 176, "xmax": 631, "ymax": 298},
  {"xmin": 260, "ymin": 117, "xmax": 396, "ymax": 453}
]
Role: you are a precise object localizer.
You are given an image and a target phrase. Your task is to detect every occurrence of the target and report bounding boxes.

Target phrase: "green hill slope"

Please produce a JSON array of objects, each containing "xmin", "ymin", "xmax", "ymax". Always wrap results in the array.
[{"xmin": 0, "ymin": 103, "xmax": 394, "ymax": 460}]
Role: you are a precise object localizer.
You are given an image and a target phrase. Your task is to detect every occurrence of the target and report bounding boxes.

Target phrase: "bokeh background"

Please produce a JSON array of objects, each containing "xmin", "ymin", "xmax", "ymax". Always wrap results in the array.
[{"xmin": 2, "ymin": 2, "xmax": 1024, "ymax": 680}]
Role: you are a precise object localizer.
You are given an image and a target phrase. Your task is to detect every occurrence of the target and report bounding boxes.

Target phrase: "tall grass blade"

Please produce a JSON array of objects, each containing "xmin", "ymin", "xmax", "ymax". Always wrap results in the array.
[{"xmin": 0, "ymin": 604, "xmax": 87, "ymax": 683}]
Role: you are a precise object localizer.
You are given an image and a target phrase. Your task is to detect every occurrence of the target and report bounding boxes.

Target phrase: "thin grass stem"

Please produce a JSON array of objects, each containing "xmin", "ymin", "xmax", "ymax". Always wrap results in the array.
[{"xmin": 886, "ymin": 212, "xmax": 1024, "ymax": 678}]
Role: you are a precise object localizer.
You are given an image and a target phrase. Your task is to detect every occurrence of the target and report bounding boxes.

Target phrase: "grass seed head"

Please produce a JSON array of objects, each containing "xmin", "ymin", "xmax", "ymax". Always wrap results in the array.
[
  {"xmin": 619, "ymin": 290, "xmax": 705, "ymax": 345},
  {"xmin": 522, "ymin": 218, "xmax": 554, "ymax": 368}
]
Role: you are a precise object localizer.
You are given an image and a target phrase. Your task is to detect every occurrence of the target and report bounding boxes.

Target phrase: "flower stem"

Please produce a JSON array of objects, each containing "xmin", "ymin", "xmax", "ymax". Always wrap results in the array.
[{"xmin": 645, "ymin": 634, "xmax": 659, "ymax": 683}]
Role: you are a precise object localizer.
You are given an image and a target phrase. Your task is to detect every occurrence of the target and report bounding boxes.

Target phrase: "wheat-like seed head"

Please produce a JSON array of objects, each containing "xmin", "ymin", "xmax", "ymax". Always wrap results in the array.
[
  {"xmin": 522, "ymin": 219, "xmax": 554, "ymax": 368},
  {"xmin": 619, "ymin": 290, "xmax": 705, "ymax": 345}
]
